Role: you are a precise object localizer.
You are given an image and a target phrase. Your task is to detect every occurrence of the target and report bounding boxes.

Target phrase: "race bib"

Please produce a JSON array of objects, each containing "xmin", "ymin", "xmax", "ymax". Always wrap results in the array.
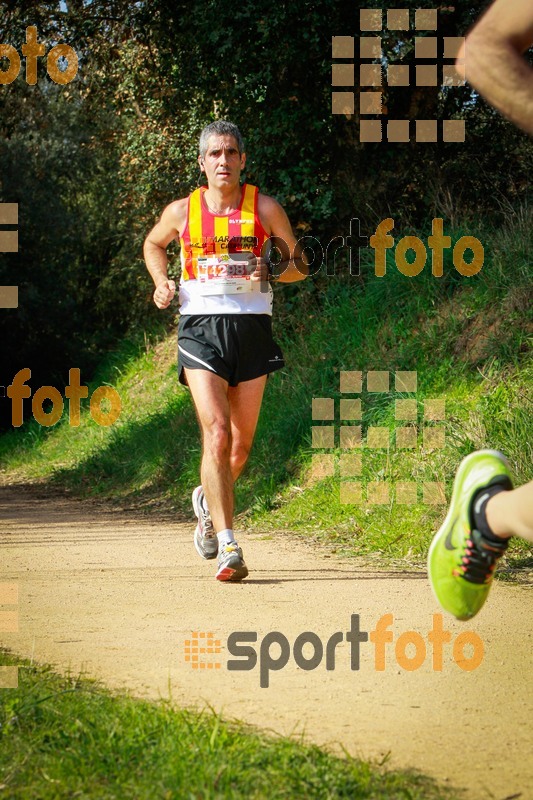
[{"xmin": 196, "ymin": 254, "xmax": 254, "ymax": 295}]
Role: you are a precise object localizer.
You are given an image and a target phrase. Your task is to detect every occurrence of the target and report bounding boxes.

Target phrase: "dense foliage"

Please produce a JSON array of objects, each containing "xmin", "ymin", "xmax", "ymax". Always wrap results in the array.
[{"xmin": 0, "ymin": 0, "xmax": 531, "ymax": 420}]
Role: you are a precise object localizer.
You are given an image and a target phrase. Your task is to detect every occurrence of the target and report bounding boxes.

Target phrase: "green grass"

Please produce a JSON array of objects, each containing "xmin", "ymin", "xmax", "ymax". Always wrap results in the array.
[
  {"xmin": 244, "ymin": 213, "xmax": 532, "ymax": 574},
  {"xmin": 0, "ymin": 213, "xmax": 531, "ymax": 574},
  {"xmin": 0, "ymin": 650, "xmax": 458, "ymax": 799}
]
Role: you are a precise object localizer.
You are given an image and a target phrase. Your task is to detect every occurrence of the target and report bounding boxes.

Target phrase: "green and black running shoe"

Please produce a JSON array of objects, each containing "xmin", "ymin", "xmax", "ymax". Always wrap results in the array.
[{"xmin": 428, "ymin": 450, "xmax": 513, "ymax": 620}]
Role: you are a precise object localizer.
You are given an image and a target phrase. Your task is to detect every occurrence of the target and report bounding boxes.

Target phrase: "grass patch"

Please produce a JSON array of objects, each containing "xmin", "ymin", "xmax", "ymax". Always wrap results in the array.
[{"xmin": 0, "ymin": 649, "xmax": 458, "ymax": 799}]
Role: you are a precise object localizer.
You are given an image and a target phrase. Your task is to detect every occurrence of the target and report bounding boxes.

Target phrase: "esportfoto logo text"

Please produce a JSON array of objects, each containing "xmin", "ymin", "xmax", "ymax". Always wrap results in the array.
[{"xmin": 185, "ymin": 613, "xmax": 484, "ymax": 687}]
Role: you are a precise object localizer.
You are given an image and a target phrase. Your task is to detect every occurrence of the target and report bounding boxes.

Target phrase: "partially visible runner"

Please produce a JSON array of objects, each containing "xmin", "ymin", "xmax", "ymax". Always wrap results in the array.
[
  {"xmin": 144, "ymin": 121, "xmax": 307, "ymax": 582},
  {"xmin": 428, "ymin": 0, "xmax": 533, "ymax": 619}
]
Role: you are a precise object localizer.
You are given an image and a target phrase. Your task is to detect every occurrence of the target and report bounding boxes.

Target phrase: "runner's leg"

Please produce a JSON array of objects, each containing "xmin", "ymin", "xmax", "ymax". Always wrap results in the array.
[
  {"xmin": 486, "ymin": 480, "xmax": 533, "ymax": 542},
  {"xmin": 228, "ymin": 374, "xmax": 268, "ymax": 481},
  {"xmin": 184, "ymin": 368, "xmax": 233, "ymax": 534},
  {"xmin": 186, "ymin": 369, "xmax": 268, "ymax": 528}
]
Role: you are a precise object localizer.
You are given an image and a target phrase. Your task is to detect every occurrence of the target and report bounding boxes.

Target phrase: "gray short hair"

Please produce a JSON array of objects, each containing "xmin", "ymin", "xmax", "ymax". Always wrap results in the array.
[{"xmin": 199, "ymin": 121, "xmax": 245, "ymax": 158}]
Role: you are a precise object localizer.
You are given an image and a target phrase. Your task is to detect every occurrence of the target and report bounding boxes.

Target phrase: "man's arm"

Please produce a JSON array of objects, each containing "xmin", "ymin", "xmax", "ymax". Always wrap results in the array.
[
  {"xmin": 456, "ymin": 0, "xmax": 533, "ymax": 135},
  {"xmin": 258, "ymin": 194, "xmax": 309, "ymax": 283},
  {"xmin": 143, "ymin": 199, "xmax": 187, "ymax": 308}
]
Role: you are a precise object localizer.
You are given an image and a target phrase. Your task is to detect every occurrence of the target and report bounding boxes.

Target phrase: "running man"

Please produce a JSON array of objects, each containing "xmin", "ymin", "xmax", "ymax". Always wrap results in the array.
[
  {"xmin": 144, "ymin": 121, "xmax": 307, "ymax": 582},
  {"xmin": 428, "ymin": 0, "xmax": 533, "ymax": 619}
]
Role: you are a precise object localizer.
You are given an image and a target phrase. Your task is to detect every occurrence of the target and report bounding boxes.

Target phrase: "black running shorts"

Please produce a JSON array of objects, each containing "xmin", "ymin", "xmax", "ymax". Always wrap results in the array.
[{"xmin": 177, "ymin": 314, "xmax": 285, "ymax": 387}]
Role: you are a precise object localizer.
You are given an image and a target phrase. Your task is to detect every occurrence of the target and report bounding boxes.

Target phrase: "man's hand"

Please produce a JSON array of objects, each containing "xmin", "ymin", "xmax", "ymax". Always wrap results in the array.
[
  {"xmin": 249, "ymin": 256, "xmax": 270, "ymax": 283},
  {"xmin": 144, "ymin": 199, "xmax": 187, "ymax": 308},
  {"xmin": 153, "ymin": 279, "xmax": 176, "ymax": 309}
]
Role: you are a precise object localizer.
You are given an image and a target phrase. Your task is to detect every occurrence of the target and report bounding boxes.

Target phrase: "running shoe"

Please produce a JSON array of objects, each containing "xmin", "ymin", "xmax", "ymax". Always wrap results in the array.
[
  {"xmin": 428, "ymin": 450, "xmax": 513, "ymax": 620},
  {"xmin": 216, "ymin": 542, "xmax": 249, "ymax": 582},
  {"xmin": 192, "ymin": 486, "xmax": 218, "ymax": 560}
]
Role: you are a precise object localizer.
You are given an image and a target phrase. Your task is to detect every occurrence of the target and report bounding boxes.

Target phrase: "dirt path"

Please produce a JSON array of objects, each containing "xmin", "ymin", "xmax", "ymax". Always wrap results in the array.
[{"xmin": 1, "ymin": 485, "xmax": 531, "ymax": 799}]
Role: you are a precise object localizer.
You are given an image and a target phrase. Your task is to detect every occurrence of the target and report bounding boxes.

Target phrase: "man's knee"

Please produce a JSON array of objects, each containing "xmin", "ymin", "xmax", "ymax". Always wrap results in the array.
[
  {"xmin": 202, "ymin": 418, "xmax": 232, "ymax": 460},
  {"xmin": 230, "ymin": 440, "xmax": 251, "ymax": 471}
]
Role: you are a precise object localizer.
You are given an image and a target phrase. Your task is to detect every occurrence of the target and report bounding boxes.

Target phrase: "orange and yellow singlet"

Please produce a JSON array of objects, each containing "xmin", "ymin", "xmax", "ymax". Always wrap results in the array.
[
  {"xmin": 178, "ymin": 184, "xmax": 273, "ymax": 316},
  {"xmin": 180, "ymin": 183, "xmax": 268, "ymax": 278}
]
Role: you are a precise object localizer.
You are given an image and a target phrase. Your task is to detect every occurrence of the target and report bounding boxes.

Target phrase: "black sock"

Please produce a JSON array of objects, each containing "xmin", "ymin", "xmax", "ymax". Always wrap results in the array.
[{"xmin": 471, "ymin": 483, "xmax": 510, "ymax": 543}]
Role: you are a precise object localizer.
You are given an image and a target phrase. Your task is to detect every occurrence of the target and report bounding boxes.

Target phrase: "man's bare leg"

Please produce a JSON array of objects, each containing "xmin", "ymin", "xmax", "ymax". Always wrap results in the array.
[
  {"xmin": 184, "ymin": 368, "xmax": 233, "ymax": 534},
  {"xmin": 228, "ymin": 374, "xmax": 268, "ymax": 481},
  {"xmin": 486, "ymin": 480, "xmax": 533, "ymax": 542},
  {"xmin": 184, "ymin": 369, "xmax": 267, "ymax": 533}
]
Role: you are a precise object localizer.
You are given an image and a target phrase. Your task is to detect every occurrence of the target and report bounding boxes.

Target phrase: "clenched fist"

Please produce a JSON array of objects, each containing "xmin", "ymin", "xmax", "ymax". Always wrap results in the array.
[
  {"xmin": 249, "ymin": 256, "xmax": 270, "ymax": 282},
  {"xmin": 153, "ymin": 279, "xmax": 176, "ymax": 309}
]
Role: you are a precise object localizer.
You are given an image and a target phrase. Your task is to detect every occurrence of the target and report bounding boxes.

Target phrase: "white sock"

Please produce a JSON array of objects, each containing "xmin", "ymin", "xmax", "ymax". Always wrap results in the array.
[{"xmin": 217, "ymin": 528, "xmax": 235, "ymax": 547}]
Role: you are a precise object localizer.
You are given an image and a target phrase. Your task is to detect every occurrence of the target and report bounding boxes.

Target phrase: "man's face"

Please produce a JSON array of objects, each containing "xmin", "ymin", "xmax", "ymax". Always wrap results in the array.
[{"xmin": 199, "ymin": 135, "xmax": 246, "ymax": 189}]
